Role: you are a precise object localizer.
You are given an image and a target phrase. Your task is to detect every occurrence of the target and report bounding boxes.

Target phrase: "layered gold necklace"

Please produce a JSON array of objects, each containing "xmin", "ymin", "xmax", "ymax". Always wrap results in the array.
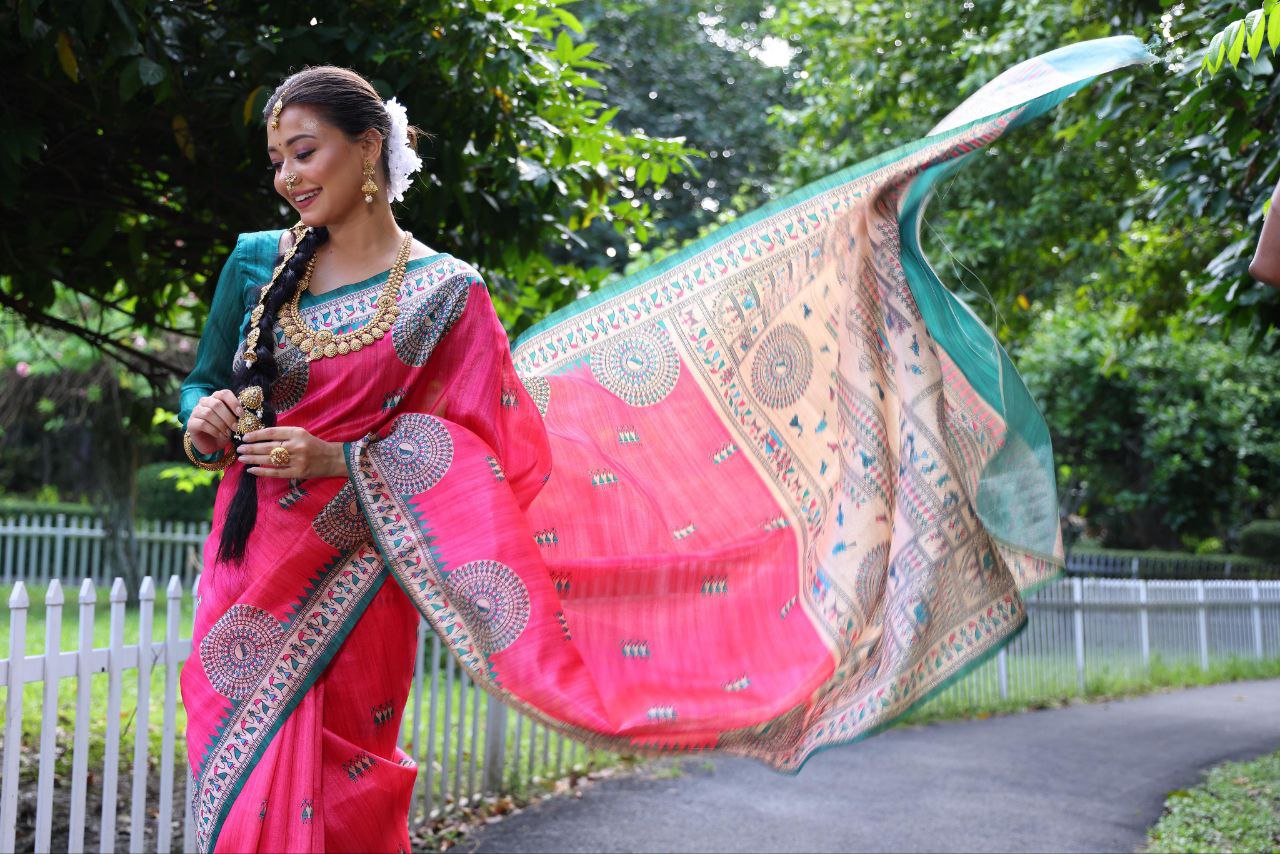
[{"xmin": 281, "ymin": 231, "xmax": 413, "ymax": 362}]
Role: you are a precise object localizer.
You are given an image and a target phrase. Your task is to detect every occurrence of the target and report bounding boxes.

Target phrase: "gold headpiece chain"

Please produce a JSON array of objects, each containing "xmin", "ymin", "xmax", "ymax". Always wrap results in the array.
[{"xmin": 270, "ymin": 92, "xmax": 285, "ymax": 130}]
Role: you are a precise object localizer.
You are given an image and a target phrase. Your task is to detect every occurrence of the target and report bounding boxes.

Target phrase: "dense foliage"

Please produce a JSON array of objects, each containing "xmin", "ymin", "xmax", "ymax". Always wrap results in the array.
[
  {"xmin": 1, "ymin": 0, "xmax": 699, "ymax": 374},
  {"xmin": 4, "ymin": 0, "xmax": 1279, "ymax": 553},
  {"xmin": 1240, "ymin": 519, "xmax": 1280, "ymax": 558},
  {"xmin": 760, "ymin": 0, "xmax": 1279, "ymax": 345},
  {"xmin": 1018, "ymin": 298, "xmax": 1280, "ymax": 549}
]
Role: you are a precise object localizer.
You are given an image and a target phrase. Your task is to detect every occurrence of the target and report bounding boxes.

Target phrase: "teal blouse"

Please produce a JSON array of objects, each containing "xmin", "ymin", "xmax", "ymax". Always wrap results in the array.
[{"xmin": 179, "ymin": 230, "xmax": 441, "ymax": 458}]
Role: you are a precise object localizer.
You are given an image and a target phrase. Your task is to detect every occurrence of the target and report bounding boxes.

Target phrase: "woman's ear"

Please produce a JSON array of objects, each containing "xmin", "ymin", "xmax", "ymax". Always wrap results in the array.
[{"xmin": 359, "ymin": 131, "xmax": 384, "ymax": 173}]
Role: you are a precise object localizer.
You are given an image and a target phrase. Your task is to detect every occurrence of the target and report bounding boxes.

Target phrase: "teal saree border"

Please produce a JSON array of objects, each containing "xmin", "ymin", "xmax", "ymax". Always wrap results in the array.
[{"xmin": 200, "ymin": 561, "xmax": 389, "ymax": 852}]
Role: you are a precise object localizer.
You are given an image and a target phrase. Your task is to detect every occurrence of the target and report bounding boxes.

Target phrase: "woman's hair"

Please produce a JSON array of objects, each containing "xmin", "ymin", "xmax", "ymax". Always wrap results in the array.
[{"xmin": 217, "ymin": 66, "xmax": 427, "ymax": 564}]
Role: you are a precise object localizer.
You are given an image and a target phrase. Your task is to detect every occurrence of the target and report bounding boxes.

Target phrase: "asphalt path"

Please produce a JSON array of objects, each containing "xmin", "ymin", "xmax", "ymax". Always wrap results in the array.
[{"xmin": 463, "ymin": 679, "xmax": 1280, "ymax": 853}]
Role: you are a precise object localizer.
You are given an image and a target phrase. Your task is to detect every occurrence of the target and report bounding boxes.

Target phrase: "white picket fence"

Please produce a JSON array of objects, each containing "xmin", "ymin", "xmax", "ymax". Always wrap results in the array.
[
  {"xmin": 0, "ymin": 575, "xmax": 607, "ymax": 853},
  {"xmin": 2, "ymin": 514, "xmax": 1275, "ymax": 589},
  {"xmin": 0, "ymin": 516, "xmax": 208, "ymax": 587},
  {"xmin": 2, "ymin": 571, "xmax": 1279, "ymax": 852}
]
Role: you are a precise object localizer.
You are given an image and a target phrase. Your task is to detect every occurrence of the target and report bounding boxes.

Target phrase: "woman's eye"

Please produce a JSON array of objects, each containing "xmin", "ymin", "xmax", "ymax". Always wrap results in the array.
[{"xmin": 268, "ymin": 151, "xmax": 312, "ymax": 173}]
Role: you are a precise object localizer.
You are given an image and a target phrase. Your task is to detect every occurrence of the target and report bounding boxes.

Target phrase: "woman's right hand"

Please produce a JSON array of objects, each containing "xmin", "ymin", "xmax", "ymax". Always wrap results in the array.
[{"xmin": 187, "ymin": 390, "xmax": 243, "ymax": 456}]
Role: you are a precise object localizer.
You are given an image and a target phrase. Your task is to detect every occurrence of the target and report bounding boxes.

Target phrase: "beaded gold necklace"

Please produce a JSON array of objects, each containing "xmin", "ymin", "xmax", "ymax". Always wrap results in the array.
[{"xmin": 281, "ymin": 231, "xmax": 412, "ymax": 362}]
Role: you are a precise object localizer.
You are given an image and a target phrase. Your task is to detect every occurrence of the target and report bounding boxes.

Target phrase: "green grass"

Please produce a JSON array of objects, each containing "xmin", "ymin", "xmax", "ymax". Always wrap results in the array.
[
  {"xmin": 901, "ymin": 654, "xmax": 1280, "ymax": 726},
  {"xmin": 1145, "ymin": 749, "xmax": 1280, "ymax": 852}
]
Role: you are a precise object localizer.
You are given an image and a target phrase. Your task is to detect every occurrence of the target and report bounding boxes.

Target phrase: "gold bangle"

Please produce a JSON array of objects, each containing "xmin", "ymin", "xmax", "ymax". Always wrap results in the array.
[{"xmin": 184, "ymin": 432, "xmax": 235, "ymax": 471}]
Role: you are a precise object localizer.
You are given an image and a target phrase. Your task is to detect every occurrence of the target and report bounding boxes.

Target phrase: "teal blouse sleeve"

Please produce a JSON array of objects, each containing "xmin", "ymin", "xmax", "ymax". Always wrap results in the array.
[{"xmin": 179, "ymin": 230, "xmax": 286, "ymax": 449}]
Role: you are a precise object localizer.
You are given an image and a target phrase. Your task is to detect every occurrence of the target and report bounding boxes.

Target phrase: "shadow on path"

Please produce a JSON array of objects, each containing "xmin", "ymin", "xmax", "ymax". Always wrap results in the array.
[{"xmin": 464, "ymin": 679, "xmax": 1280, "ymax": 853}]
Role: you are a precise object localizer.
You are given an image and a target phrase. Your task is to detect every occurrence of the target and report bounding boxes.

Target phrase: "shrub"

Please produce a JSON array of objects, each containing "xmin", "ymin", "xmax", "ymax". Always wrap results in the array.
[
  {"xmin": 134, "ymin": 462, "xmax": 215, "ymax": 523},
  {"xmin": 0, "ymin": 496, "xmax": 96, "ymax": 518},
  {"xmin": 1239, "ymin": 520, "xmax": 1280, "ymax": 562}
]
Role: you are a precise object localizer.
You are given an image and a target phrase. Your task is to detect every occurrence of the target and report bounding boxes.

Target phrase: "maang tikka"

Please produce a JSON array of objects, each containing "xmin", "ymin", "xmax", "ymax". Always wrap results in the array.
[{"xmin": 270, "ymin": 94, "xmax": 284, "ymax": 130}]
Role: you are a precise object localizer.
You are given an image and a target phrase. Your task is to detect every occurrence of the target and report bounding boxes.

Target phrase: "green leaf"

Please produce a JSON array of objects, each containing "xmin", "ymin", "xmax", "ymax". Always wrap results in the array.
[
  {"xmin": 1225, "ymin": 20, "xmax": 1246, "ymax": 68},
  {"xmin": 118, "ymin": 57, "xmax": 143, "ymax": 102},
  {"xmin": 1246, "ymin": 9, "xmax": 1266, "ymax": 58},
  {"xmin": 1270, "ymin": 8, "xmax": 1280, "ymax": 52},
  {"xmin": 137, "ymin": 57, "xmax": 165, "ymax": 86},
  {"xmin": 554, "ymin": 30, "xmax": 573, "ymax": 63},
  {"xmin": 1206, "ymin": 30, "xmax": 1226, "ymax": 75},
  {"xmin": 547, "ymin": 6, "xmax": 583, "ymax": 34}
]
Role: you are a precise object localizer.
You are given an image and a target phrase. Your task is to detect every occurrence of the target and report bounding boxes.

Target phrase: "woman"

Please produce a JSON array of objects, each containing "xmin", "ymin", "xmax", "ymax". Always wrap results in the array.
[
  {"xmin": 182, "ymin": 41, "xmax": 1152, "ymax": 852},
  {"xmin": 1249, "ymin": 175, "xmax": 1280, "ymax": 288}
]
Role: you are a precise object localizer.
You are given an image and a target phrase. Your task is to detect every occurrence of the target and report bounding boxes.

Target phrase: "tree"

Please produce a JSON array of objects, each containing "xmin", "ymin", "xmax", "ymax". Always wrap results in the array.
[
  {"xmin": 566, "ymin": 0, "xmax": 797, "ymax": 266},
  {"xmin": 1, "ymin": 0, "xmax": 701, "ymax": 381},
  {"xmin": 761, "ymin": 0, "xmax": 1278, "ymax": 346},
  {"xmin": 1018, "ymin": 296, "xmax": 1280, "ymax": 549}
]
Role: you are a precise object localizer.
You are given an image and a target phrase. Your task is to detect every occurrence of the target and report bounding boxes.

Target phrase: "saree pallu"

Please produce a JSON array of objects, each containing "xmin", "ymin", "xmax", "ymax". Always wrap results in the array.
[{"xmin": 182, "ymin": 37, "xmax": 1153, "ymax": 852}]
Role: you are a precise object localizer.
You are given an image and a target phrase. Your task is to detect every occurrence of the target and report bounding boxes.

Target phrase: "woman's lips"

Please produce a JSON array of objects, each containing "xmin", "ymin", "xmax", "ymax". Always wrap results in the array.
[{"xmin": 295, "ymin": 189, "xmax": 321, "ymax": 209}]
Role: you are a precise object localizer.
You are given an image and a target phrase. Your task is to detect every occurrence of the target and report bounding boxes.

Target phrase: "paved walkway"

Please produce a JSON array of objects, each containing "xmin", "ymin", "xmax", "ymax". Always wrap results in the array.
[{"xmin": 464, "ymin": 679, "xmax": 1280, "ymax": 853}]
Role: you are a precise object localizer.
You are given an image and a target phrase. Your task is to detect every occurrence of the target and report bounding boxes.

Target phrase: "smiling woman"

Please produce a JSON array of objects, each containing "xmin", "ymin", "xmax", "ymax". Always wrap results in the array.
[{"xmin": 178, "ymin": 42, "xmax": 1153, "ymax": 854}]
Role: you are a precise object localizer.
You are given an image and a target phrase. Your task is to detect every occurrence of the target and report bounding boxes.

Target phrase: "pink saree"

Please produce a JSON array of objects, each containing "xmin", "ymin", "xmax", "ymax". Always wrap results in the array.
[{"xmin": 181, "ymin": 38, "xmax": 1153, "ymax": 852}]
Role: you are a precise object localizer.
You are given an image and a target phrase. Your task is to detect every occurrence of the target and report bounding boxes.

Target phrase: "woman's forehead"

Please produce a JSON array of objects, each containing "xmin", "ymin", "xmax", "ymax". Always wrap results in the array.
[{"xmin": 267, "ymin": 105, "xmax": 326, "ymax": 150}]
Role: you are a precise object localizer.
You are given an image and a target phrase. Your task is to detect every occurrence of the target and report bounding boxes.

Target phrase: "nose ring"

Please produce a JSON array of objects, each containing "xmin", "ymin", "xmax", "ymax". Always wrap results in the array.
[{"xmin": 284, "ymin": 173, "xmax": 298, "ymax": 192}]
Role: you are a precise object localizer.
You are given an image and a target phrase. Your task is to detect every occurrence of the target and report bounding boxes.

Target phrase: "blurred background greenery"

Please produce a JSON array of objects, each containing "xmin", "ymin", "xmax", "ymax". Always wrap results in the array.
[{"xmin": 2, "ymin": 0, "xmax": 1278, "ymax": 570}]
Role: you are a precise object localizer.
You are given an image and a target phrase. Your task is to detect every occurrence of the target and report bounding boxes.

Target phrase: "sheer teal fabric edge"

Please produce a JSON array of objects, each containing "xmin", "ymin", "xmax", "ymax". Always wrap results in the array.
[{"xmin": 896, "ymin": 78, "xmax": 1106, "ymax": 566}]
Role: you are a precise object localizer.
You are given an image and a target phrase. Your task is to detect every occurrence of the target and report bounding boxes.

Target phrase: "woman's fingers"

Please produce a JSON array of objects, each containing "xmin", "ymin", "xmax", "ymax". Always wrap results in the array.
[
  {"xmin": 238, "ymin": 453, "xmax": 285, "ymax": 467},
  {"xmin": 212, "ymin": 388, "xmax": 244, "ymax": 416},
  {"xmin": 246, "ymin": 465, "xmax": 294, "ymax": 478},
  {"xmin": 196, "ymin": 397, "xmax": 238, "ymax": 435},
  {"xmin": 241, "ymin": 427, "xmax": 297, "ymax": 443}
]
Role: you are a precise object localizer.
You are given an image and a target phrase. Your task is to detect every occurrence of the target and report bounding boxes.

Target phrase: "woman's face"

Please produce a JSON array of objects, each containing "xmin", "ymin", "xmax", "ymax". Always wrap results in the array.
[{"xmin": 266, "ymin": 103, "xmax": 381, "ymax": 227}]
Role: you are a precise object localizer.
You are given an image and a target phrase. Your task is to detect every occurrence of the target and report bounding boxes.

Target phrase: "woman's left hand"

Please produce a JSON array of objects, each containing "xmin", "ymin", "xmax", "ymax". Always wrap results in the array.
[{"xmin": 238, "ymin": 427, "xmax": 347, "ymax": 479}]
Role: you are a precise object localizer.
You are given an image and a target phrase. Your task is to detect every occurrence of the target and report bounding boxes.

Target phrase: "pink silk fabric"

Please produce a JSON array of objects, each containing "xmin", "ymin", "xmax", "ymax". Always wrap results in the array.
[
  {"xmin": 182, "ymin": 259, "xmax": 552, "ymax": 852},
  {"xmin": 183, "ymin": 38, "xmax": 1154, "ymax": 852}
]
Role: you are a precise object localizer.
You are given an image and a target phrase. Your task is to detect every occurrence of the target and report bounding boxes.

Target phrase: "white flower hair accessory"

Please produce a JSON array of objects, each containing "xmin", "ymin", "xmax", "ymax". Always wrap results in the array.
[{"xmin": 383, "ymin": 97, "xmax": 422, "ymax": 204}]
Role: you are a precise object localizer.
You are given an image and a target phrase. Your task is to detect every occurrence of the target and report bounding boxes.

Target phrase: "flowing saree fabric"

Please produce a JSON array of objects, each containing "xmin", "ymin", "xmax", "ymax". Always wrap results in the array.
[{"xmin": 182, "ymin": 37, "xmax": 1152, "ymax": 852}]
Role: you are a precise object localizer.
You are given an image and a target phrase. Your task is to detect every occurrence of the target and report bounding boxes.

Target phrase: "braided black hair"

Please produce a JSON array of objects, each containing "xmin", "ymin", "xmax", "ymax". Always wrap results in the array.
[{"xmin": 217, "ymin": 226, "xmax": 330, "ymax": 564}]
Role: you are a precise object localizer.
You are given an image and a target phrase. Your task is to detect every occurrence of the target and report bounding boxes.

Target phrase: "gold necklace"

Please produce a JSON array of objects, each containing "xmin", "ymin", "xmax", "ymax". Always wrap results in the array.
[{"xmin": 281, "ymin": 231, "xmax": 413, "ymax": 361}]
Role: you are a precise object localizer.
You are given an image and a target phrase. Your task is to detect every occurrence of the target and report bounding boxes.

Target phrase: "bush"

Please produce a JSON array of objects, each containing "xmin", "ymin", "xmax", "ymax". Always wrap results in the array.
[
  {"xmin": 1066, "ymin": 545, "xmax": 1278, "ymax": 579},
  {"xmin": 134, "ymin": 462, "xmax": 215, "ymax": 523},
  {"xmin": 1240, "ymin": 520, "xmax": 1280, "ymax": 562},
  {"xmin": 0, "ymin": 496, "xmax": 96, "ymax": 518}
]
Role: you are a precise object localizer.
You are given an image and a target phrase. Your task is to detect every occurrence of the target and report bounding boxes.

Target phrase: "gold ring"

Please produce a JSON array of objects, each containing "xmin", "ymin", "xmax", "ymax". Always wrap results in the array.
[{"xmin": 270, "ymin": 446, "xmax": 291, "ymax": 467}]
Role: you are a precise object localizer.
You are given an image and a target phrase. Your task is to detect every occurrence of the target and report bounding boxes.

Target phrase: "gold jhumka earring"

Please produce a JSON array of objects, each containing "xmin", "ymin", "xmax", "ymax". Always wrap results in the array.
[{"xmin": 361, "ymin": 160, "xmax": 379, "ymax": 204}]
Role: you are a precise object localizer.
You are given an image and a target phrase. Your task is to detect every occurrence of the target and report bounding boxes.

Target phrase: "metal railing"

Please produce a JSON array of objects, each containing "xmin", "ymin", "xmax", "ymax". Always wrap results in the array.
[
  {"xmin": 1065, "ymin": 549, "xmax": 1279, "ymax": 579},
  {"xmin": 918, "ymin": 576, "xmax": 1280, "ymax": 712}
]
